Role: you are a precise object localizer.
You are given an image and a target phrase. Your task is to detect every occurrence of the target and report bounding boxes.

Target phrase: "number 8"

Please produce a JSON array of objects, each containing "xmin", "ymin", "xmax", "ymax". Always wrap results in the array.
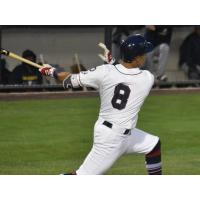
[{"xmin": 111, "ymin": 83, "xmax": 131, "ymax": 110}]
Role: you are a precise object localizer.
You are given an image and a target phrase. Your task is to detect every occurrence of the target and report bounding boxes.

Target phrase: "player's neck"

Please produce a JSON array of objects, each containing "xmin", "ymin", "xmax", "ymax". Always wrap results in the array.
[{"xmin": 121, "ymin": 61, "xmax": 141, "ymax": 69}]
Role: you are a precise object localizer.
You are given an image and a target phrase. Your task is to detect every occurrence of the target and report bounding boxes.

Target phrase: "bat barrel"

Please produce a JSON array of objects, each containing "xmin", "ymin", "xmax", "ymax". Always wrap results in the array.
[
  {"xmin": 0, "ymin": 48, "xmax": 9, "ymax": 56},
  {"xmin": 0, "ymin": 48, "xmax": 43, "ymax": 69}
]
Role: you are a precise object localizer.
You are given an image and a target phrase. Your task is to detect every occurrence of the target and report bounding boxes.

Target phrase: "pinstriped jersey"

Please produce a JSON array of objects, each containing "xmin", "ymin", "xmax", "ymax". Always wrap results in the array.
[{"xmin": 79, "ymin": 64, "xmax": 154, "ymax": 129}]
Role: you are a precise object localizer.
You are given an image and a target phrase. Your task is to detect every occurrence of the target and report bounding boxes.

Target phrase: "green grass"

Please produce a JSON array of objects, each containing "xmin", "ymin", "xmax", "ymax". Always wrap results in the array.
[{"xmin": 0, "ymin": 93, "xmax": 200, "ymax": 175}]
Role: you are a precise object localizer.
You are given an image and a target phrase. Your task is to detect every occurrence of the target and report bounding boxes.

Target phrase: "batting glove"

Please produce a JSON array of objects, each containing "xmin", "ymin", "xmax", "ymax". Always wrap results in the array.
[
  {"xmin": 39, "ymin": 64, "xmax": 58, "ymax": 78},
  {"xmin": 98, "ymin": 43, "xmax": 115, "ymax": 64}
]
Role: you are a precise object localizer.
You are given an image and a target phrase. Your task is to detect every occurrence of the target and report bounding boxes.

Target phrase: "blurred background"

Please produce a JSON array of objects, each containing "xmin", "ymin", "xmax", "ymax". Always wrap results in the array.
[{"xmin": 0, "ymin": 25, "xmax": 200, "ymax": 90}]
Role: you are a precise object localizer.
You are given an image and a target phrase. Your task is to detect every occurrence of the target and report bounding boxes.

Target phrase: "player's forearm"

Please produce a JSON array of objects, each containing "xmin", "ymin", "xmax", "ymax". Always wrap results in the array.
[
  {"xmin": 39, "ymin": 65, "xmax": 82, "ymax": 89},
  {"xmin": 55, "ymin": 71, "xmax": 71, "ymax": 82},
  {"xmin": 39, "ymin": 64, "xmax": 71, "ymax": 83}
]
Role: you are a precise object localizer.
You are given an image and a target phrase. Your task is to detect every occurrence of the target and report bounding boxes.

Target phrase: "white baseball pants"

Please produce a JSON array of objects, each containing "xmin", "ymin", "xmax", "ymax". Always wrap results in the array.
[{"xmin": 76, "ymin": 119, "xmax": 159, "ymax": 175}]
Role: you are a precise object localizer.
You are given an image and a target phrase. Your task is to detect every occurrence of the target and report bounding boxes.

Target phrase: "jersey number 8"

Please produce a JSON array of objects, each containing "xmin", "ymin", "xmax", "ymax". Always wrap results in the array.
[{"xmin": 111, "ymin": 83, "xmax": 131, "ymax": 110}]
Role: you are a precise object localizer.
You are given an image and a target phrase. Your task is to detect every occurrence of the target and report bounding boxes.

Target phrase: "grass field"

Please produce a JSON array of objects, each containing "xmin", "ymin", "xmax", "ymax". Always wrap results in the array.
[{"xmin": 0, "ymin": 93, "xmax": 200, "ymax": 175}]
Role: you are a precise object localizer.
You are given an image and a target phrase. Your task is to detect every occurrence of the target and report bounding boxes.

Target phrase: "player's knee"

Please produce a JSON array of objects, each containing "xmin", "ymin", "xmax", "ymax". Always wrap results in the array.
[
  {"xmin": 146, "ymin": 138, "xmax": 161, "ymax": 157},
  {"xmin": 153, "ymin": 138, "xmax": 161, "ymax": 150}
]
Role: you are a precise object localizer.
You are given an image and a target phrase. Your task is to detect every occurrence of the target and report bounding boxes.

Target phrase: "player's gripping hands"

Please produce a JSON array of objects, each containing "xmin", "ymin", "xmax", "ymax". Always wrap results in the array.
[
  {"xmin": 39, "ymin": 63, "xmax": 78, "ymax": 90},
  {"xmin": 39, "ymin": 64, "xmax": 71, "ymax": 84},
  {"xmin": 39, "ymin": 64, "xmax": 58, "ymax": 78}
]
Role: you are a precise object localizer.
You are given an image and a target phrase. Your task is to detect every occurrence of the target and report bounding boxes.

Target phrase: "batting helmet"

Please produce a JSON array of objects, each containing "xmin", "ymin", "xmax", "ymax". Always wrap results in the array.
[{"xmin": 120, "ymin": 34, "xmax": 153, "ymax": 63}]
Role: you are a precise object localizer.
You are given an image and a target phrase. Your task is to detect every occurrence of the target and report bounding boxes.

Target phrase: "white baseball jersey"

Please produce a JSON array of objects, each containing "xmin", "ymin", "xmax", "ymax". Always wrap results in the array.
[
  {"xmin": 78, "ymin": 64, "xmax": 154, "ymax": 129},
  {"xmin": 74, "ymin": 63, "xmax": 158, "ymax": 175}
]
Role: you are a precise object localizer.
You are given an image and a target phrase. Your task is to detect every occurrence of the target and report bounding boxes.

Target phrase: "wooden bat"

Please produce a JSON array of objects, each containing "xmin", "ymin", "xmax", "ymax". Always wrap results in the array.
[{"xmin": 0, "ymin": 48, "xmax": 43, "ymax": 69}]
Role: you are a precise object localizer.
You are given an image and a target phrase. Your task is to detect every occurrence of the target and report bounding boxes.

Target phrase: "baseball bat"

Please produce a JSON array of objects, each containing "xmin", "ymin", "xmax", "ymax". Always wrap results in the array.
[{"xmin": 0, "ymin": 48, "xmax": 43, "ymax": 69}]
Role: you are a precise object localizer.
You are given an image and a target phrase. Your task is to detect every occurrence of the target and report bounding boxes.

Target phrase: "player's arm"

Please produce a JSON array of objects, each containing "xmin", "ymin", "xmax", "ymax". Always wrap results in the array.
[
  {"xmin": 39, "ymin": 64, "xmax": 78, "ymax": 90},
  {"xmin": 39, "ymin": 64, "xmax": 71, "ymax": 82},
  {"xmin": 39, "ymin": 64, "xmax": 85, "ymax": 90},
  {"xmin": 40, "ymin": 64, "xmax": 105, "ymax": 90}
]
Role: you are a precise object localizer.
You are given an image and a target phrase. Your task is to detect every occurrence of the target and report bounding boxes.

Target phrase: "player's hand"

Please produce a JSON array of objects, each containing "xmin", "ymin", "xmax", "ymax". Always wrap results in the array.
[
  {"xmin": 98, "ymin": 43, "xmax": 115, "ymax": 64},
  {"xmin": 39, "ymin": 64, "xmax": 56, "ymax": 78}
]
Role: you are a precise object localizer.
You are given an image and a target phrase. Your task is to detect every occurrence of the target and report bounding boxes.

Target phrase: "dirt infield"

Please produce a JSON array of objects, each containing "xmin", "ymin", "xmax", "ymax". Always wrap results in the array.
[
  {"xmin": 0, "ymin": 88, "xmax": 200, "ymax": 101},
  {"xmin": 151, "ymin": 87, "xmax": 200, "ymax": 95},
  {"xmin": 0, "ymin": 91, "xmax": 98, "ymax": 101}
]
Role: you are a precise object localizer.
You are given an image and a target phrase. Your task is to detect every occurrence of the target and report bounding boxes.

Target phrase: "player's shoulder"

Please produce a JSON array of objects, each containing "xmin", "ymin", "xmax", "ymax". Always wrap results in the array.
[
  {"xmin": 95, "ymin": 64, "xmax": 115, "ymax": 72},
  {"xmin": 96, "ymin": 63, "xmax": 114, "ymax": 69},
  {"xmin": 141, "ymin": 70, "xmax": 155, "ymax": 81},
  {"xmin": 82, "ymin": 64, "xmax": 113, "ymax": 78}
]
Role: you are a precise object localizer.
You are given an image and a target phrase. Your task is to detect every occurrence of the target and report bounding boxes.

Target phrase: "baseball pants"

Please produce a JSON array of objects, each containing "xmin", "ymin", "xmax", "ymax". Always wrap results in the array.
[{"xmin": 76, "ymin": 119, "xmax": 159, "ymax": 175}]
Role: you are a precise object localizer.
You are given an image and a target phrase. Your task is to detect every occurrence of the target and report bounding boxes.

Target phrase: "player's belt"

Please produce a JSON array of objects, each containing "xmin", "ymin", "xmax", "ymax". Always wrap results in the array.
[{"xmin": 103, "ymin": 121, "xmax": 130, "ymax": 135}]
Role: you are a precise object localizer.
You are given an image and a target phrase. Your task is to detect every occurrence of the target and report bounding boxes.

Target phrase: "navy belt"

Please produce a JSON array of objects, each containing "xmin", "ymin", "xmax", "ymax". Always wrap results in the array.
[{"xmin": 103, "ymin": 121, "xmax": 130, "ymax": 135}]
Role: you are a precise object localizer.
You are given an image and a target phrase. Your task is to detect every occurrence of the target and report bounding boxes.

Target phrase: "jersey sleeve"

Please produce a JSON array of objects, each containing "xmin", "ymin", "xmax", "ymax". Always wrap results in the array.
[
  {"xmin": 78, "ymin": 65, "xmax": 106, "ymax": 89},
  {"xmin": 146, "ymin": 70, "xmax": 155, "ymax": 89}
]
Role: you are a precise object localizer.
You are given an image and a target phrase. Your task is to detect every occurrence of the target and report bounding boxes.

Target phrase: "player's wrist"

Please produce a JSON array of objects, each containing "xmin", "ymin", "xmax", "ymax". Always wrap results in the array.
[
  {"xmin": 52, "ymin": 68, "xmax": 58, "ymax": 79},
  {"xmin": 109, "ymin": 58, "xmax": 115, "ymax": 65}
]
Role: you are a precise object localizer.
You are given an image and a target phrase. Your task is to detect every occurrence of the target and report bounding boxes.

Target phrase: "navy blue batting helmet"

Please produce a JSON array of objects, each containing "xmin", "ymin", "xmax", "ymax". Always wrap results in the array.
[{"xmin": 120, "ymin": 34, "xmax": 153, "ymax": 63}]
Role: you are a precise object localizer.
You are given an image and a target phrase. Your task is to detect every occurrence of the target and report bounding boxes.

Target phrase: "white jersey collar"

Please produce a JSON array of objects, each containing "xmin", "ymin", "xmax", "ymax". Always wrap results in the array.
[{"xmin": 115, "ymin": 64, "xmax": 142, "ymax": 75}]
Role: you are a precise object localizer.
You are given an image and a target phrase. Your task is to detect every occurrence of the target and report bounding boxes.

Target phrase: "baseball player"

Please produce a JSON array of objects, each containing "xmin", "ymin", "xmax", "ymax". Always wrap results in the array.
[{"xmin": 39, "ymin": 34, "xmax": 162, "ymax": 175}]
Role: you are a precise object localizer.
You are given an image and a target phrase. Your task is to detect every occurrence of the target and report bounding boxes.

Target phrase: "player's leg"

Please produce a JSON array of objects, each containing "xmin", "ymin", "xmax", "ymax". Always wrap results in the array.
[
  {"xmin": 76, "ymin": 122, "xmax": 128, "ymax": 175},
  {"xmin": 145, "ymin": 139, "xmax": 162, "ymax": 175},
  {"xmin": 62, "ymin": 172, "xmax": 76, "ymax": 175},
  {"xmin": 125, "ymin": 128, "xmax": 162, "ymax": 175},
  {"xmin": 76, "ymin": 144, "xmax": 123, "ymax": 175}
]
